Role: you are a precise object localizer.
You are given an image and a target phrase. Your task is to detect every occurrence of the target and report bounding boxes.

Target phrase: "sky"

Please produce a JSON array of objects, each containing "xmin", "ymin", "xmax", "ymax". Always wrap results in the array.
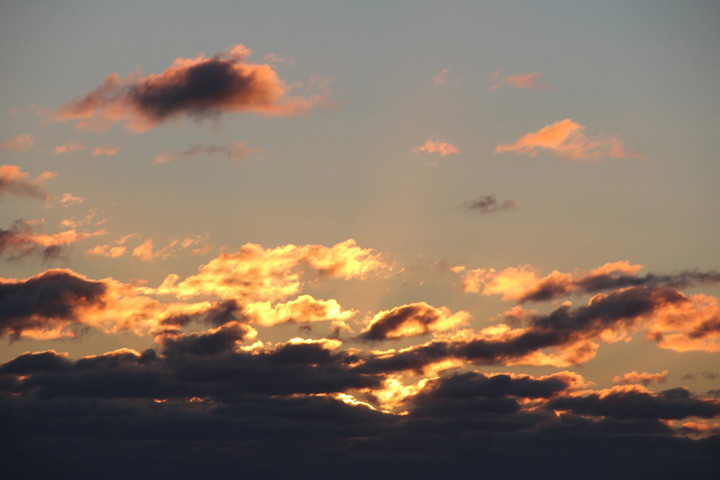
[{"xmin": 1, "ymin": 1, "xmax": 720, "ymax": 477}]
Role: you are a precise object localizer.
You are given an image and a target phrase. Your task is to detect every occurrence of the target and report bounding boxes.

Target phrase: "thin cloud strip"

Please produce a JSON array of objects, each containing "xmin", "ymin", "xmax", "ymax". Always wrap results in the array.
[{"xmin": 155, "ymin": 142, "xmax": 258, "ymax": 164}]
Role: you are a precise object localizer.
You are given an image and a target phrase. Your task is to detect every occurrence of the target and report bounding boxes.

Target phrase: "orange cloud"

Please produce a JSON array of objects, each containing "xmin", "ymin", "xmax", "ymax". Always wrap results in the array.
[
  {"xmin": 86, "ymin": 244, "xmax": 127, "ymax": 258},
  {"xmin": 60, "ymin": 193, "xmax": 85, "ymax": 206},
  {"xmin": 0, "ymin": 165, "xmax": 55, "ymax": 201},
  {"xmin": 57, "ymin": 44, "xmax": 328, "ymax": 132},
  {"xmin": 132, "ymin": 235, "xmax": 210, "ymax": 262},
  {"xmin": 92, "ymin": 145, "xmax": 119, "ymax": 156},
  {"xmin": 1, "ymin": 219, "xmax": 106, "ymax": 261},
  {"xmin": 613, "ymin": 370, "xmax": 668, "ymax": 386},
  {"xmin": 462, "ymin": 261, "xmax": 644, "ymax": 301},
  {"xmin": 1, "ymin": 133, "xmax": 34, "ymax": 152},
  {"xmin": 494, "ymin": 119, "xmax": 640, "ymax": 161},
  {"xmin": 413, "ymin": 139, "xmax": 459, "ymax": 156},
  {"xmin": 53, "ymin": 141, "xmax": 86, "ymax": 154},
  {"xmin": 157, "ymin": 239, "xmax": 389, "ymax": 302},
  {"xmin": 490, "ymin": 71, "xmax": 549, "ymax": 91}
]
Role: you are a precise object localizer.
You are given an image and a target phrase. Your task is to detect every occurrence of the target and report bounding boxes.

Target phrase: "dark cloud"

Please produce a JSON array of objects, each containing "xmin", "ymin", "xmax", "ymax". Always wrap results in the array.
[
  {"xmin": 58, "ymin": 45, "xmax": 324, "ymax": 132},
  {"xmin": 0, "ymin": 269, "xmax": 106, "ymax": 339},
  {"xmin": 358, "ymin": 302, "xmax": 467, "ymax": 341},
  {"xmin": 0, "ymin": 219, "xmax": 66, "ymax": 262},
  {"xmin": 521, "ymin": 269, "xmax": 720, "ymax": 303},
  {"xmin": 463, "ymin": 194, "xmax": 518, "ymax": 214},
  {"xmin": 158, "ymin": 323, "xmax": 254, "ymax": 357},
  {"xmin": 547, "ymin": 387, "xmax": 720, "ymax": 420}
]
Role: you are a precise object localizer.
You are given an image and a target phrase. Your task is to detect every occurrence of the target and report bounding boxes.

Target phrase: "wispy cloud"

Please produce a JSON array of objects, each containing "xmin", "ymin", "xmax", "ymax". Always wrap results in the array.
[
  {"xmin": 155, "ymin": 142, "xmax": 258, "ymax": 164},
  {"xmin": 489, "ymin": 70, "xmax": 549, "ymax": 91},
  {"xmin": 92, "ymin": 145, "xmax": 119, "ymax": 156},
  {"xmin": 463, "ymin": 194, "xmax": 518, "ymax": 214},
  {"xmin": 1, "ymin": 133, "xmax": 34, "ymax": 152},
  {"xmin": 433, "ymin": 69, "xmax": 449, "ymax": 86}
]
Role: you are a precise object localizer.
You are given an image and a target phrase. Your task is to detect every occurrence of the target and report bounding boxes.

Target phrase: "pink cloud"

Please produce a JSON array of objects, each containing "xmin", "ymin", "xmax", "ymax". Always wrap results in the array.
[
  {"xmin": 1, "ymin": 134, "xmax": 34, "ymax": 152},
  {"xmin": 494, "ymin": 119, "xmax": 641, "ymax": 161},
  {"xmin": 92, "ymin": 145, "xmax": 119, "ymax": 156},
  {"xmin": 490, "ymin": 71, "xmax": 549, "ymax": 91},
  {"xmin": 413, "ymin": 139, "xmax": 460, "ymax": 156},
  {"xmin": 433, "ymin": 69, "xmax": 449, "ymax": 86}
]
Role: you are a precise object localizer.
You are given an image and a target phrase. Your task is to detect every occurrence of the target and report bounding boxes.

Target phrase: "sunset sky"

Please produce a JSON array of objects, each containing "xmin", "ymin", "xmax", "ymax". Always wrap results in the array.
[{"xmin": 2, "ymin": 1, "xmax": 719, "ymax": 477}]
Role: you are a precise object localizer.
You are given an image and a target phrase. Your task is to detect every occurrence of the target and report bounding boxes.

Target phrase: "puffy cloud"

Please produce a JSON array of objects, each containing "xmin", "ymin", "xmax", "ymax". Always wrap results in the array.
[
  {"xmin": 0, "ymin": 219, "xmax": 106, "ymax": 262},
  {"xmin": 412, "ymin": 139, "xmax": 459, "ymax": 156},
  {"xmin": 157, "ymin": 239, "xmax": 389, "ymax": 301},
  {"xmin": 463, "ymin": 194, "xmax": 518, "ymax": 214},
  {"xmin": 1, "ymin": 133, "xmax": 34, "ymax": 152},
  {"xmin": 462, "ymin": 261, "xmax": 720, "ymax": 303},
  {"xmin": 494, "ymin": 119, "xmax": 640, "ymax": 161},
  {"xmin": 57, "ymin": 44, "xmax": 328, "ymax": 132},
  {"xmin": 614, "ymin": 370, "xmax": 668, "ymax": 386},
  {"xmin": 489, "ymin": 71, "xmax": 549, "ymax": 91},
  {"xmin": 0, "ymin": 165, "xmax": 55, "ymax": 201},
  {"xmin": 155, "ymin": 142, "xmax": 258, "ymax": 164},
  {"xmin": 360, "ymin": 302, "xmax": 470, "ymax": 341}
]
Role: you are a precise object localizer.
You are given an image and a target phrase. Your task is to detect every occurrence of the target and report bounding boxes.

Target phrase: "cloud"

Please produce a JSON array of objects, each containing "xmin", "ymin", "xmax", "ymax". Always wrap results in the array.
[
  {"xmin": 489, "ymin": 71, "xmax": 549, "ymax": 91},
  {"xmin": 547, "ymin": 386, "xmax": 720, "ymax": 420},
  {"xmin": 614, "ymin": 370, "xmax": 668, "ymax": 386},
  {"xmin": 1, "ymin": 133, "xmax": 34, "ymax": 152},
  {"xmin": 412, "ymin": 139, "xmax": 459, "ymax": 156},
  {"xmin": 86, "ymin": 244, "xmax": 126, "ymax": 258},
  {"xmin": 0, "ymin": 165, "xmax": 55, "ymax": 201},
  {"xmin": 57, "ymin": 44, "xmax": 327, "ymax": 132},
  {"xmin": 52, "ymin": 141, "xmax": 86, "ymax": 154},
  {"xmin": 463, "ymin": 194, "xmax": 518, "ymax": 214},
  {"xmin": 360, "ymin": 302, "xmax": 470, "ymax": 341},
  {"xmin": 155, "ymin": 142, "xmax": 258, "ymax": 164},
  {"xmin": 0, "ymin": 269, "xmax": 107, "ymax": 340},
  {"xmin": 494, "ymin": 119, "xmax": 640, "ymax": 161},
  {"xmin": 462, "ymin": 261, "xmax": 720, "ymax": 303},
  {"xmin": 92, "ymin": 145, "xmax": 119, "ymax": 156},
  {"xmin": 157, "ymin": 239, "xmax": 389, "ymax": 302},
  {"xmin": 433, "ymin": 69, "xmax": 449, "ymax": 86},
  {"xmin": 61, "ymin": 193, "xmax": 85, "ymax": 207},
  {"xmin": 0, "ymin": 219, "xmax": 105, "ymax": 262},
  {"xmin": 131, "ymin": 236, "xmax": 211, "ymax": 262}
]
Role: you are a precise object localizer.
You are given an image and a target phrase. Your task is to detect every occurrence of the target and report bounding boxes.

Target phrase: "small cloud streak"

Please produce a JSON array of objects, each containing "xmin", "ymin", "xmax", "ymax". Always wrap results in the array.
[
  {"xmin": 490, "ymin": 71, "xmax": 549, "ymax": 91},
  {"xmin": 614, "ymin": 370, "xmax": 668, "ymax": 386},
  {"xmin": 463, "ymin": 194, "xmax": 518, "ymax": 214},
  {"xmin": 86, "ymin": 244, "xmax": 126, "ymax": 258},
  {"xmin": 0, "ymin": 219, "xmax": 105, "ymax": 262},
  {"xmin": 433, "ymin": 69, "xmax": 449, "ymax": 86},
  {"xmin": 53, "ymin": 141, "xmax": 86, "ymax": 155},
  {"xmin": 0, "ymin": 165, "xmax": 55, "ymax": 201},
  {"xmin": 92, "ymin": 145, "xmax": 119, "ymax": 156},
  {"xmin": 413, "ymin": 139, "xmax": 459, "ymax": 156},
  {"xmin": 1, "ymin": 134, "xmax": 34, "ymax": 152},
  {"xmin": 495, "ymin": 119, "xmax": 641, "ymax": 161},
  {"xmin": 56, "ymin": 44, "xmax": 329, "ymax": 132},
  {"xmin": 155, "ymin": 142, "xmax": 258, "ymax": 164}
]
